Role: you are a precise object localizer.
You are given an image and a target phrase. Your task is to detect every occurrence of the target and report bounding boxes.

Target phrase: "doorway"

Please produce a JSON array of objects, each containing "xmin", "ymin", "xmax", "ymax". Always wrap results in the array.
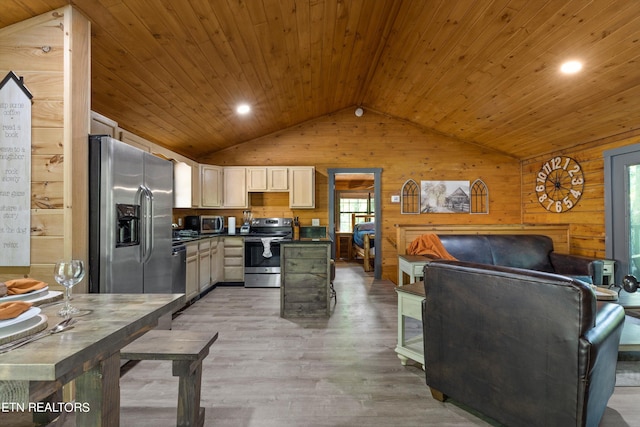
[
  {"xmin": 328, "ymin": 168, "xmax": 382, "ymax": 279},
  {"xmin": 605, "ymin": 143, "xmax": 640, "ymax": 282}
]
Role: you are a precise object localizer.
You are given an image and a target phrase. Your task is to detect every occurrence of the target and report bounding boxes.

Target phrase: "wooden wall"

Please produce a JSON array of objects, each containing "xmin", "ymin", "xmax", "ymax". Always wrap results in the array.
[
  {"xmin": 201, "ymin": 109, "xmax": 522, "ymax": 282},
  {"xmin": 522, "ymin": 129, "xmax": 640, "ymax": 260},
  {"xmin": 0, "ymin": 7, "xmax": 90, "ymax": 291}
]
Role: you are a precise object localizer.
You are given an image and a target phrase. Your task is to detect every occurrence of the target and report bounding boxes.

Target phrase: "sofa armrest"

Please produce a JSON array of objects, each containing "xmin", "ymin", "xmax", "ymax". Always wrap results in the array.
[
  {"xmin": 584, "ymin": 303, "xmax": 625, "ymax": 353},
  {"xmin": 579, "ymin": 303, "xmax": 625, "ymax": 425},
  {"xmin": 549, "ymin": 252, "xmax": 598, "ymax": 276}
]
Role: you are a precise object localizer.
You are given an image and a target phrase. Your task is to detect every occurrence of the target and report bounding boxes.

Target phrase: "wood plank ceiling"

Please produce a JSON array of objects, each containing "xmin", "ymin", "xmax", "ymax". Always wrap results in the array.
[{"xmin": 3, "ymin": 0, "xmax": 640, "ymax": 160}]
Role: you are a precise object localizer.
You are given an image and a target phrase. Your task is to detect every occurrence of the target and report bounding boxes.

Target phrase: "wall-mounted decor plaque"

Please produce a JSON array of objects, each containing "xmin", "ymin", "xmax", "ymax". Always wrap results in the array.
[
  {"xmin": 0, "ymin": 72, "xmax": 33, "ymax": 266},
  {"xmin": 420, "ymin": 180, "xmax": 470, "ymax": 213}
]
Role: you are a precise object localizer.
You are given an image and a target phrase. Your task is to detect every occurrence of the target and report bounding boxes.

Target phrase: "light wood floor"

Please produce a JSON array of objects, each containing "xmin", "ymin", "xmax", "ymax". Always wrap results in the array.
[{"xmin": 118, "ymin": 263, "xmax": 640, "ymax": 427}]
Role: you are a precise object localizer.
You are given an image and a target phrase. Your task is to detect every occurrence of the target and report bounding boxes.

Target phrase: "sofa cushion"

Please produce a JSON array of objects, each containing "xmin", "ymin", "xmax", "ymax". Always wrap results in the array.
[
  {"xmin": 485, "ymin": 235, "xmax": 555, "ymax": 272},
  {"xmin": 438, "ymin": 235, "xmax": 494, "ymax": 265},
  {"xmin": 436, "ymin": 234, "xmax": 555, "ymax": 271}
]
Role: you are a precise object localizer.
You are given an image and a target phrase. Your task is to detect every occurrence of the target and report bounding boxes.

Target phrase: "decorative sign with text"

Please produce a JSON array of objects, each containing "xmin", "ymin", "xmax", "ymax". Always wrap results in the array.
[{"xmin": 0, "ymin": 72, "xmax": 32, "ymax": 266}]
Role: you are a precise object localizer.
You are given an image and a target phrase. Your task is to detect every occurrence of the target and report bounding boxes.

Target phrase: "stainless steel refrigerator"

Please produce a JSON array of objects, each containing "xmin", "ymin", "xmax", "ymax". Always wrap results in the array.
[{"xmin": 88, "ymin": 135, "xmax": 173, "ymax": 293}]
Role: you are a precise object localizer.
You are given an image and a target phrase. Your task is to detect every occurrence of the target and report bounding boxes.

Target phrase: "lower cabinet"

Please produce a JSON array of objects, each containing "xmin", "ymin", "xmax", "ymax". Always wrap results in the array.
[
  {"xmin": 223, "ymin": 237, "xmax": 244, "ymax": 282},
  {"xmin": 199, "ymin": 239, "xmax": 212, "ymax": 292},
  {"xmin": 185, "ymin": 242, "xmax": 199, "ymax": 301},
  {"xmin": 210, "ymin": 237, "xmax": 223, "ymax": 284},
  {"xmin": 185, "ymin": 237, "xmax": 223, "ymax": 301}
]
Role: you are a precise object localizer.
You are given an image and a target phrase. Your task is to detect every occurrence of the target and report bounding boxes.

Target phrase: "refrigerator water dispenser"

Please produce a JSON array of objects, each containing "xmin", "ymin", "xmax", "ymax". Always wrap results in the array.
[{"xmin": 116, "ymin": 203, "xmax": 140, "ymax": 247}]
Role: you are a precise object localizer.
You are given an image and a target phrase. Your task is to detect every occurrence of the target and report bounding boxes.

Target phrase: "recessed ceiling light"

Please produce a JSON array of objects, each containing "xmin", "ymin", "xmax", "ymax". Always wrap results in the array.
[
  {"xmin": 560, "ymin": 60, "xmax": 582, "ymax": 74},
  {"xmin": 236, "ymin": 103, "xmax": 251, "ymax": 115}
]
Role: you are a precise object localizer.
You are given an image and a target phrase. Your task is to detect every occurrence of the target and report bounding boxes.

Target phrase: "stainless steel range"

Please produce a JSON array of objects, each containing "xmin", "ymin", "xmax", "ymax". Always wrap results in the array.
[{"xmin": 244, "ymin": 218, "xmax": 293, "ymax": 288}]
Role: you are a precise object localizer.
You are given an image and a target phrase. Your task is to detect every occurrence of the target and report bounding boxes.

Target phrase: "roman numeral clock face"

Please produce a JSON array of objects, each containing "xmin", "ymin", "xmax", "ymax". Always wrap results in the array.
[{"xmin": 535, "ymin": 156, "xmax": 584, "ymax": 213}]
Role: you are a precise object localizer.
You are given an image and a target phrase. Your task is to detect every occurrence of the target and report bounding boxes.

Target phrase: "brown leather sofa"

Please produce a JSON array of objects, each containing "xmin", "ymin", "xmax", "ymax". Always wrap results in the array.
[{"xmin": 422, "ymin": 260, "xmax": 625, "ymax": 427}]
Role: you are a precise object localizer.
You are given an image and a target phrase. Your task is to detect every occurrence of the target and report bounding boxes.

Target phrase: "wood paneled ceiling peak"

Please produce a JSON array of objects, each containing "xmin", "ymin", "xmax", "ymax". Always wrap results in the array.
[{"xmin": 4, "ymin": 0, "xmax": 640, "ymax": 160}]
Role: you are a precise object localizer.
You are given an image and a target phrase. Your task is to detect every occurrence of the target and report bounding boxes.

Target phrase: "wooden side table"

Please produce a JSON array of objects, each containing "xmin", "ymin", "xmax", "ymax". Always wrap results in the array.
[
  {"xmin": 398, "ymin": 255, "xmax": 429, "ymax": 286},
  {"xmin": 619, "ymin": 315, "xmax": 640, "ymax": 352},
  {"xmin": 395, "ymin": 282, "xmax": 425, "ymax": 368}
]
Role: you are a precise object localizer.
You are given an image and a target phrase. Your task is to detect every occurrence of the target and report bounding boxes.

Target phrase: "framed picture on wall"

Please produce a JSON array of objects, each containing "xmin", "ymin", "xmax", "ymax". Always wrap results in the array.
[{"xmin": 420, "ymin": 181, "xmax": 470, "ymax": 213}]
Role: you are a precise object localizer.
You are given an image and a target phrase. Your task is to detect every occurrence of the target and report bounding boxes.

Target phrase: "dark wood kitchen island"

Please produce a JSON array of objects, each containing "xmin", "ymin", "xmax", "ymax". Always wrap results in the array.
[{"xmin": 280, "ymin": 240, "xmax": 331, "ymax": 318}]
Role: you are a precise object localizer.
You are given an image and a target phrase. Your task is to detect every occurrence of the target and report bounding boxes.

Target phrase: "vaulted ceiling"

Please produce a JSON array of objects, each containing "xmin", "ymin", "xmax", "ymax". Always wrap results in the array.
[{"xmin": 3, "ymin": 0, "xmax": 640, "ymax": 160}]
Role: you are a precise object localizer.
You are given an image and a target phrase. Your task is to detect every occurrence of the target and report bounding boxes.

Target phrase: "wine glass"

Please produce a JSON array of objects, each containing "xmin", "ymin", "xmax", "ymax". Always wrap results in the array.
[{"xmin": 54, "ymin": 260, "xmax": 85, "ymax": 317}]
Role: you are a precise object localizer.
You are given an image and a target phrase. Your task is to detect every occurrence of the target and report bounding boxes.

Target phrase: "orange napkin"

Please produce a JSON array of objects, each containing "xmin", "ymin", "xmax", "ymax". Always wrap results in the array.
[
  {"xmin": 0, "ymin": 301, "xmax": 33, "ymax": 320},
  {"xmin": 407, "ymin": 233, "xmax": 457, "ymax": 260},
  {"xmin": 4, "ymin": 278, "xmax": 48, "ymax": 295}
]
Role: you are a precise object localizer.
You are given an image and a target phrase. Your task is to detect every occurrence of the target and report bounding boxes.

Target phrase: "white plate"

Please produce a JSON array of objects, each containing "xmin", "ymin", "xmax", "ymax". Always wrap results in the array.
[
  {"xmin": 0, "ymin": 307, "xmax": 42, "ymax": 328},
  {"xmin": 0, "ymin": 314, "xmax": 47, "ymax": 340},
  {"xmin": 0, "ymin": 286, "xmax": 49, "ymax": 302}
]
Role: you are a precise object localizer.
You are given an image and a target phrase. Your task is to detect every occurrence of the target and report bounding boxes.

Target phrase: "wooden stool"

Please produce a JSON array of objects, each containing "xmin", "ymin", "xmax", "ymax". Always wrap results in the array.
[{"xmin": 121, "ymin": 330, "xmax": 218, "ymax": 427}]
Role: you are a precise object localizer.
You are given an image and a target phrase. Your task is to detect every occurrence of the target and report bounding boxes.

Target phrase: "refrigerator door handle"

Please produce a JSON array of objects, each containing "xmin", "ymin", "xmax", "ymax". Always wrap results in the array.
[
  {"xmin": 137, "ymin": 185, "xmax": 154, "ymax": 264},
  {"xmin": 144, "ymin": 185, "xmax": 155, "ymax": 264}
]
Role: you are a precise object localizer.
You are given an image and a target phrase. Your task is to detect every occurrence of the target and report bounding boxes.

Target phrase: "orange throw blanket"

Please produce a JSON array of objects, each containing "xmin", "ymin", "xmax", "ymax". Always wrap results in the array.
[
  {"xmin": 407, "ymin": 233, "xmax": 457, "ymax": 260},
  {"xmin": 3, "ymin": 278, "xmax": 48, "ymax": 295},
  {"xmin": 0, "ymin": 301, "xmax": 33, "ymax": 320}
]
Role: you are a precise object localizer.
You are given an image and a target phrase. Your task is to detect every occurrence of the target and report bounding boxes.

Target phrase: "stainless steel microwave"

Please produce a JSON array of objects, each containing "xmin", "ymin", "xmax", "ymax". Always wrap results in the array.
[{"xmin": 184, "ymin": 215, "xmax": 224, "ymax": 234}]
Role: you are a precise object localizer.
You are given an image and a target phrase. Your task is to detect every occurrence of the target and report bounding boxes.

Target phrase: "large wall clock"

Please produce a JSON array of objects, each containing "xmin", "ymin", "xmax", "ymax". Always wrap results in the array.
[{"xmin": 535, "ymin": 156, "xmax": 584, "ymax": 213}]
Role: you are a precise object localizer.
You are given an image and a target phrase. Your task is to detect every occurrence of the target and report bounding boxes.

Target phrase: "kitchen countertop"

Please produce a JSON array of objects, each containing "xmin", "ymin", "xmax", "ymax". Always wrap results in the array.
[
  {"xmin": 284, "ymin": 237, "xmax": 333, "ymax": 243},
  {"xmin": 172, "ymin": 230, "xmax": 246, "ymax": 244},
  {"xmin": 172, "ymin": 232, "xmax": 333, "ymax": 245}
]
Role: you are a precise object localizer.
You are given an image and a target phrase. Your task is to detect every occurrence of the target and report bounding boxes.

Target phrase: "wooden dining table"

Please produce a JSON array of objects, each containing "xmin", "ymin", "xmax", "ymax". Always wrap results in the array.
[{"xmin": 0, "ymin": 293, "xmax": 185, "ymax": 426}]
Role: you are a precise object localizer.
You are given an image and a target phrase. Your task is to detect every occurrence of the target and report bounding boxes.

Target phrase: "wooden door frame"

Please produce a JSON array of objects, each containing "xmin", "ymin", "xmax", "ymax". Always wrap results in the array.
[{"xmin": 328, "ymin": 168, "xmax": 382, "ymax": 279}]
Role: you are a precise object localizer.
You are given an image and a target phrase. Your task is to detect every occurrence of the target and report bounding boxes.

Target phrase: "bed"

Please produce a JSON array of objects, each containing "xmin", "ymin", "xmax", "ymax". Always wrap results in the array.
[{"xmin": 352, "ymin": 214, "xmax": 375, "ymax": 272}]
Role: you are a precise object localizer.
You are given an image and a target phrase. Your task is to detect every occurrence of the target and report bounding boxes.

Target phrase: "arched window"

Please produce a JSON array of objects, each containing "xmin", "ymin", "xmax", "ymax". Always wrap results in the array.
[
  {"xmin": 401, "ymin": 179, "xmax": 420, "ymax": 214},
  {"xmin": 470, "ymin": 179, "xmax": 489, "ymax": 214}
]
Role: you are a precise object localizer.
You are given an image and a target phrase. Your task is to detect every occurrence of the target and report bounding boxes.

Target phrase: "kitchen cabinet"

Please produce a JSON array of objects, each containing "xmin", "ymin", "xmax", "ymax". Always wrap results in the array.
[
  {"xmin": 247, "ymin": 167, "xmax": 288, "ymax": 191},
  {"xmin": 289, "ymin": 167, "xmax": 315, "ymax": 208},
  {"xmin": 198, "ymin": 239, "xmax": 211, "ymax": 291},
  {"xmin": 185, "ymin": 242, "xmax": 199, "ymax": 301},
  {"xmin": 201, "ymin": 165, "xmax": 223, "ymax": 208},
  {"xmin": 173, "ymin": 160, "xmax": 192, "ymax": 208},
  {"xmin": 223, "ymin": 167, "xmax": 248, "ymax": 208},
  {"xmin": 119, "ymin": 129, "xmax": 152, "ymax": 153},
  {"xmin": 210, "ymin": 236, "xmax": 223, "ymax": 285},
  {"xmin": 191, "ymin": 160, "xmax": 201, "ymax": 207},
  {"xmin": 195, "ymin": 164, "xmax": 314, "ymax": 209},
  {"xmin": 223, "ymin": 236, "xmax": 244, "ymax": 282},
  {"xmin": 90, "ymin": 111, "xmax": 119, "ymax": 137}
]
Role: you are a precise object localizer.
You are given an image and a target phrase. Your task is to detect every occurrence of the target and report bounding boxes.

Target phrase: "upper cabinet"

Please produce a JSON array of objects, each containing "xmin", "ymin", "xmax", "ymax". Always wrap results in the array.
[
  {"xmin": 90, "ymin": 111, "xmax": 119, "ymax": 137},
  {"xmin": 173, "ymin": 161, "xmax": 192, "ymax": 208},
  {"xmin": 247, "ymin": 167, "xmax": 288, "ymax": 192},
  {"xmin": 199, "ymin": 165, "xmax": 313, "ymax": 209},
  {"xmin": 289, "ymin": 167, "xmax": 315, "ymax": 208},
  {"xmin": 118, "ymin": 129, "xmax": 152, "ymax": 153},
  {"xmin": 223, "ymin": 167, "xmax": 248, "ymax": 208},
  {"xmin": 191, "ymin": 160, "xmax": 201, "ymax": 207},
  {"xmin": 201, "ymin": 165, "xmax": 249, "ymax": 209},
  {"xmin": 201, "ymin": 165, "xmax": 223, "ymax": 208}
]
